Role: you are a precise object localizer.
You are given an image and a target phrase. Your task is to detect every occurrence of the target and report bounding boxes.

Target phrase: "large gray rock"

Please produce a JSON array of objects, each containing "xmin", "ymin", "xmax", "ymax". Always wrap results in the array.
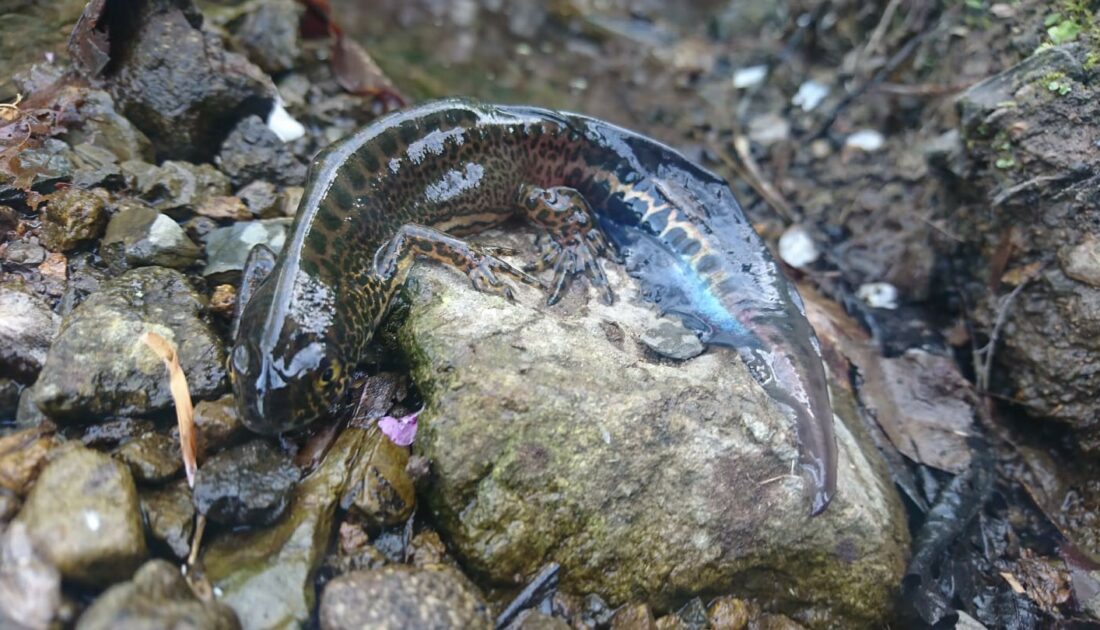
[
  {"xmin": 96, "ymin": 0, "xmax": 275, "ymax": 162},
  {"xmin": 319, "ymin": 565, "xmax": 492, "ymax": 630},
  {"xmin": 944, "ymin": 43, "xmax": 1100, "ymax": 449},
  {"xmin": 398, "ymin": 231, "xmax": 908, "ymax": 627},
  {"xmin": 76, "ymin": 559, "xmax": 239, "ymax": 630},
  {"xmin": 14, "ymin": 445, "xmax": 147, "ymax": 586},
  {"xmin": 0, "ymin": 284, "xmax": 60, "ymax": 383},
  {"xmin": 32, "ymin": 267, "xmax": 226, "ymax": 421}
]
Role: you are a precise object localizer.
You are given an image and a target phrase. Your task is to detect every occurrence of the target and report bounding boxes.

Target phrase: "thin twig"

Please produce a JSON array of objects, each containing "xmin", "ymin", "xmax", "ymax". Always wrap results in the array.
[
  {"xmin": 709, "ymin": 138, "xmax": 796, "ymax": 223},
  {"xmin": 860, "ymin": 0, "xmax": 903, "ymax": 70},
  {"xmin": 874, "ymin": 81, "xmax": 972, "ymax": 97},
  {"xmin": 975, "ymin": 278, "xmax": 1032, "ymax": 393}
]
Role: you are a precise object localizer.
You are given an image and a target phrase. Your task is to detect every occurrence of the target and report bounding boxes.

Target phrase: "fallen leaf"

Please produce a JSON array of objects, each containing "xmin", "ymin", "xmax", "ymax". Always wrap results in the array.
[{"xmin": 141, "ymin": 331, "xmax": 197, "ymax": 487}]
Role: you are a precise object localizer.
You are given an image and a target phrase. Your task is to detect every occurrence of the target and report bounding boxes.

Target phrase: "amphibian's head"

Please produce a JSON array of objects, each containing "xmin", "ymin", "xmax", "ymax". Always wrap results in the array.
[{"xmin": 230, "ymin": 272, "xmax": 348, "ymax": 434}]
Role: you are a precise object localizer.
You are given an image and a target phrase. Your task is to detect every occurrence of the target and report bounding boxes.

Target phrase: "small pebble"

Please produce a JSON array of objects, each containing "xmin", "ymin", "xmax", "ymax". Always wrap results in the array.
[
  {"xmin": 778, "ymin": 224, "xmax": 819, "ymax": 268},
  {"xmin": 209, "ymin": 284, "xmax": 237, "ymax": 316},
  {"xmin": 732, "ymin": 65, "xmax": 767, "ymax": 89},
  {"xmin": 640, "ymin": 319, "xmax": 704, "ymax": 361},
  {"xmin": 844, "ymin": 129, "xmax": 885, "ymax": 153},
  {"xmin": 792, "ymin": 80, "xmax": 829, "ymax": 111},
  {"xmin": 857, "ymin": 282, "xmax": 899, "ymax": 309}
]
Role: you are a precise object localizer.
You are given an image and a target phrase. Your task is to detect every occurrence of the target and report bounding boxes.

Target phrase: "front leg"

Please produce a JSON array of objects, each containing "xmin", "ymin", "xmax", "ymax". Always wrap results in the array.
[
  {"xmin": 518, "ymin": 184, "xmax": 617, "ymax": 306},
  {"xmin": 374, "ymin": 223, "xmax": 540, "ymax": 300}
]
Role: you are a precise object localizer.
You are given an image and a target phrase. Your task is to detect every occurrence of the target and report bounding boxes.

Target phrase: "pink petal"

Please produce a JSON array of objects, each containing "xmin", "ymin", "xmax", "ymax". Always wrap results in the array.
[{"xmin": 378, "ymin": 410, "xmax": 419, "ymax": 446}]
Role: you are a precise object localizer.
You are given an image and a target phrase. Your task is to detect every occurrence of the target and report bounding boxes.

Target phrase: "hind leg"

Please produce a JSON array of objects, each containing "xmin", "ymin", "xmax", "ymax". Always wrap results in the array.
[{"xmin": 517, "ymin": 185, "xmax": 616, "ymax": 305}]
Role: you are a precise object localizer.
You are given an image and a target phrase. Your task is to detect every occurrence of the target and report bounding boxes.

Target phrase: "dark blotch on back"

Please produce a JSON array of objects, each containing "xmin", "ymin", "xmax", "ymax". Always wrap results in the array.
[{"xmin": 378, "ymin": 132, "xmax": 398, "ymax": 156}]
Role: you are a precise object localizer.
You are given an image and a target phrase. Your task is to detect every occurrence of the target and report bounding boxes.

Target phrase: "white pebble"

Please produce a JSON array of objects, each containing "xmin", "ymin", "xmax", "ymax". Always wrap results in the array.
[
  {"xmin": 845, "ymin": 129, "xmax": 885, "ymax": 152},
  {"xmin": 267, "ymin": 98, "xmax": 306, "ymax": 143},
  {"xmin": 792, "ymin": 80, "xmax": 829, "ymax": 112},
  {"xmin": 733, "ymin": 65, "xmax": 768, "ymax": 89},
  {"xmin": 857, "ymin": 282, "xmax": 899, "ymax": 309},
  {"xmin": 778, "ymin": 224, "xmax": 819, "ymax": 268}
]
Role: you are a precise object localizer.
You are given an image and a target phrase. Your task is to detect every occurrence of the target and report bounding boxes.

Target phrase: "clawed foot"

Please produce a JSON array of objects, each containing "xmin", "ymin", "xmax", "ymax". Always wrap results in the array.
[
  {"xmin": 518, "ymin": 185, "xmax": 617, "ymax": 306},
  {"xmin": 466, "ymin": 248, "xmax": 542, "ymax": 301},
  {"xmin": 526, "ymin": 232, "xmax": 614, "ymax": 305}
]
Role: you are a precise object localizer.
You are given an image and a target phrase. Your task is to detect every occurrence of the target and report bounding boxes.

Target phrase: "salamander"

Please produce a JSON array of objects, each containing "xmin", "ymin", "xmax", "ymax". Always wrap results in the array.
[{"xmin": 229, "ymin": 99, "xmax": 838, "ymax": 514}]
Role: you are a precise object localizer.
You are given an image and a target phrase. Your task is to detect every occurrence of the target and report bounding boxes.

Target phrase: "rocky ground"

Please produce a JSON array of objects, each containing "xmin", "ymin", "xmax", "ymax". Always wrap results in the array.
[{"xmin": 1, "ymin": 0, "xmax": 1099, "ymax": 628}]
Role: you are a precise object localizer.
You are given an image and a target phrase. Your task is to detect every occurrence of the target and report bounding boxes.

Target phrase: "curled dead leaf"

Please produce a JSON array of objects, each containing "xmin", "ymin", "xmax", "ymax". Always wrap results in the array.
[{"xmin": 141, "ymin": 331, "xmax": 198, "ymax": 487}]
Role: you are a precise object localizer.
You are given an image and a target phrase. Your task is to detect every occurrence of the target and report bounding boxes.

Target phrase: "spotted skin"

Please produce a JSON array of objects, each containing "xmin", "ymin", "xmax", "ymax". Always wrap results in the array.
[{"xmin": 230, "ymin": 99, "xmax": 837, "ymax": 514}]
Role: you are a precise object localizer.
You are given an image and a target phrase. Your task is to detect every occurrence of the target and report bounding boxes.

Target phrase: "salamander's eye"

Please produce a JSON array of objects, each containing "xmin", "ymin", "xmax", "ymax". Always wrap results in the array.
[{"xmin": 316, "ymin": 357, "xmax": 341, "ymax": 391}]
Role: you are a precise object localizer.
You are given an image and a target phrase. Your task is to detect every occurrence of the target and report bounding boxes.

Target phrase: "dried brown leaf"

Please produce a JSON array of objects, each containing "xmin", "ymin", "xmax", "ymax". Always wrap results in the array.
[{"xmin": 141, "ymin": 331, "xmax": 197, "ymax": 487}]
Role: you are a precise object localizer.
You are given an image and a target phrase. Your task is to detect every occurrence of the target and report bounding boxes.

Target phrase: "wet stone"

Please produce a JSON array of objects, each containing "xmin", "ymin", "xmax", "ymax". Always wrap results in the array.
[
  {"xmin": 319, "ymin": 565, "xmax": 493, "ymax": 630},
  {"xmin": 62, "ymin": 89, "xmax": 154, "ymax": 163},
  {"xmin": 10, "ymin": 139, "xmax": 75, "ymax": 191},
  {"xmin": 190, "ymin": 394, "xmax": 246, "ymax": 454},
  {"xmin": 136, "ymin": 161, "xmax": 231, "ymax": 217},
  {"xmin": 0, "ymin": 489, "xmax": 19, "ymax": 521},
  {"xmin": 104, "ymin": 0, "xmax": 275, "ymax": 162},
  {"xmin": 0, "ymin": 425, "xmax": 57, "ymax": 496},
  {"xmin": 408, "ymin": 530, "xmax": 448, "ymax": 568},
  {"xmin": 513, "ymin": 610, "xmax": 570, "ymax": 629},
  {"xmin": 0, "ymin": 378, "xmax": 21, "ymax": 421},
  {"xmin": 1060, "ymin": 236, "xmax": 1100, "ymax": 287},
  {"xmin": 58, "ymin": 252, "xmax": 109, "ymax": 316},
  {"xmin": 203, "ymin": 427, "xmax": 371, "ymax": 629},
  {"xmin": 140, "ymin": 480, "xmax": 194, "ymax": 559},
  {"xmin": 15, "ymin": 387, "xmax": 47, "ymax": 428},
  {"xmin": 209, "ymin": 284, "xmax": 237, "ymax": 317},
  {"xmin": 70, "ymin": 143, "xmax": 124, "ymax": 189},
  {"xmin": 14, "ymin": 445, "xmax": 147, "ymax": 586},
  {"xmin": 75, "ymin": 559, "xmax": 239, "ymax": 630},
  {"xmin": 33, "ymin": 266, "xmax": 226, "ymax": 421},
  {"xmin": 611, "ymin": 603, "xmax": 657, "ymax": 630},
  {"xmin": 202, "ymin": 218, "xmax": 290, "ymax": 282},
  {"xmin": 346, "ymin": 432, "xmax": 416, "ymax": 528},
  {"xmin": 582, "ymin": 594, "xmax": 615, "ymax": 627},
  {"xmin": 38, "ymin": 188, "xmax": 108, "ymax": 252},
  {"xmin": 0, "ymin": 283, "xmax": 60, "ymax": 382},
  {"xmin": 218, "ymin": 115, "xmax": 307, "ymax": 188},
  {"xmin": 0, "ymin": 522, "xmax": 61, "ymax": 630},
  {"xmin": 197, "ymin": 195, "xmax": 251, "ymax": 221},
  {"xmin": 707, "ymin": 596, "xmax": 752, "ymax": 630},
  {"xmin": 233, "ymin": 0, "xmax": 303, "ymax": 74},
  {"xmin": 115, "ymin": 431, "xmax": 182, "ymax": 484},
  {"xmin": 236, "ymin": 180, "xmax": 280, "ymax": 218},
  {"xmin": 82, "ymin": 418, "xmax": 156, "ymax": 449},
  {"xmin": 183, "ymin": 215, "xmax": 220, "ymax": 243},
  {"xmin": 192, "ymin": 439, "xmax": 299, "ymax": 526},
  {"xmin": 4, "ymin": 241, "xmax": 47, "ymax": 266},
  {"xmin": 639, "ymin": 318, "xmax": 704, "ymax": 361},
  {"xmin": 400, "ymin": 253, "xmax": 907, "ymax": 626},
  {"xmin": 101, "ymin": 202, "xmax": 202, "ymax": 272}
]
